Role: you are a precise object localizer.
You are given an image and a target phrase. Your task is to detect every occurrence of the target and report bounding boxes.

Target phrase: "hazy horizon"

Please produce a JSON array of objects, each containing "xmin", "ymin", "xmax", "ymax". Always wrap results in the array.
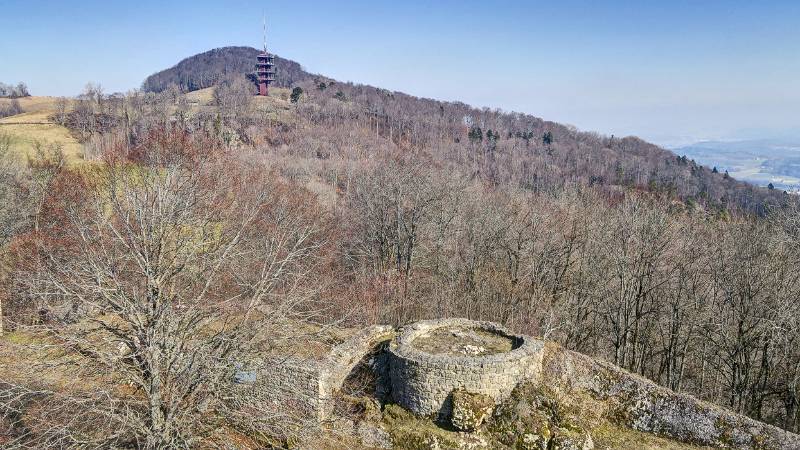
[{"xmin": 2, "ymin": 0, "xmax": 798, "ymax": 147}]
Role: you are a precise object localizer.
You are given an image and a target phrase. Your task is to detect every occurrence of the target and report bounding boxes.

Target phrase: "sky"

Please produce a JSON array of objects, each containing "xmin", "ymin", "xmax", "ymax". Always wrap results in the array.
[{"xmin": 1, "ymin": 0, "xmax": 799, "ymax": 147}]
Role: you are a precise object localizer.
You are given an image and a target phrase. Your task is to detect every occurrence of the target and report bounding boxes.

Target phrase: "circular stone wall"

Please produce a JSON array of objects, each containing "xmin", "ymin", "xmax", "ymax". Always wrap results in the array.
[{"xmin": 388, "ymin": 318, "xmax": 544, "ymax": 419}]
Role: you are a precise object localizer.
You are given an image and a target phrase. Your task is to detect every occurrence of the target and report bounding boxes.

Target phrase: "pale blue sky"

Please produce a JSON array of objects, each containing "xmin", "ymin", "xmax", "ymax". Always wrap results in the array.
[{"xmin": 1, "ymin": 0, "xmax": 798, "ymax": 146}]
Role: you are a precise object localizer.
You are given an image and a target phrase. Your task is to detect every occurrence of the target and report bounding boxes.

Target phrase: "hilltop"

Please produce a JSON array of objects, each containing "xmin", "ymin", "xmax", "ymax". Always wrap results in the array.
[
  {"xmin": 142, "ymin": 46, "xmax": 314, "ymax": 93},
  {"xmin": 4, "ymin": 319, "xmax": 799, "ymax": 449}
]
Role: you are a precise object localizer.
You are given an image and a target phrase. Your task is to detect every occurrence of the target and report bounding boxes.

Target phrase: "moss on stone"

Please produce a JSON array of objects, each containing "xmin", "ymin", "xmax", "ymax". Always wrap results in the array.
[
  {"xmin": 751, "ymin": 433, "xmax": 774, "ymax": 450},
  {"xmin": 450, "ymin": 389, "xmax": 495, "ymax": 432},
  {"xmin": 519, "ymin": 431, "xmax": 550, "ymax": 450},
  {"xmin": 714, "ymin": 415, "xmax": 735, "ymax": 446},
  {"xmin": 487, "ymin": 382, "xmax": 593, "ymax": 449},
  {"xmin": 382, "ymin": 404, "xmax": 464, "ymax": 449},
  {"xmin": 591, "ymin": 422, "xmax": 708, "ymax": 449},
  {"xmin": 550, "ymin": 426, "xmax": 593, "ymax": 450}
]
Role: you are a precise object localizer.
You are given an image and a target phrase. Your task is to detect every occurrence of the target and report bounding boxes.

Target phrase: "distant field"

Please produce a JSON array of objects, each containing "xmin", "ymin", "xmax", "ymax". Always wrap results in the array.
[
  {"xmin": 0, "ymin": 95, "xmax": 64, "ymax": 114},
  {"xmin": 185, "ymin": 86, "xmax": 292, "ymax": 105},
  {"xmin": 184, "ymin": 87, "xmax": 215, "ymax": 105},
  {"xmin": 674, "ymin": 139, "xmax": 800, "ymax": 192},
  {"xmin": 0, "ymin": 96, "xmax": 84, "ymax": 164}
]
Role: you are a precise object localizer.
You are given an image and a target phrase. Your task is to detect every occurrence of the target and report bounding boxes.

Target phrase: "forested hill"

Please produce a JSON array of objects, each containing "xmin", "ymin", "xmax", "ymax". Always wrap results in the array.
[
  {"xmin": 142, "ymin": 46, "xmax": 313, "ymax": 93},
  {"xmin": 141, "ymin": 47, "xmax": 789, "ymax": 215}
]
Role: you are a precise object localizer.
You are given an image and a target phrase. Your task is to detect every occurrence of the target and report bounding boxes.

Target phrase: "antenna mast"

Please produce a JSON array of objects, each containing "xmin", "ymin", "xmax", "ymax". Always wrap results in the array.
[{"xmin": 255, "ymin": 14, "xmax": 275, "ymax": 96}]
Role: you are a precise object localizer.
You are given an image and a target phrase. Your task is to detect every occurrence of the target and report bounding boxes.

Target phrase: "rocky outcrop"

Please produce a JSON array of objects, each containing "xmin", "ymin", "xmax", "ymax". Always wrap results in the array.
[
  {"xmin": 450, "ymin": 389, "xmax": 495, "ymax": 432},
  {"xmin": 488, "ymin": 383, "xmax": 595, "ymax": 450},
  {"xmin": 541, "ymin": 344, "xmax": 800, "ymax": 449}
]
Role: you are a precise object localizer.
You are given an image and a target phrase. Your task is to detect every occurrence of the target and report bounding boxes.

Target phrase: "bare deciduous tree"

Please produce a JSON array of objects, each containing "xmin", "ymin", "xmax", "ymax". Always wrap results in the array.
[{"xmin": 9, "ymin": 131, "xmax": 329, "ymax": 448}]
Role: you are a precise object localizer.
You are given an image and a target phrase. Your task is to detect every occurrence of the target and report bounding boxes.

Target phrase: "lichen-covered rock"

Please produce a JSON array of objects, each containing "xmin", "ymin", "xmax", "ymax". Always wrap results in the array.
[
  {"xmin": 541, "ymin": 344, "xmax": 800, "ymax": 449},
  {"xmin": 491, "ymin": 401, "xmax": 552, "ymax": 447},
  {"xmin": 487, "ymin": 385, "xmax": 552, "ymax": 448},
  {"xmin": 450, "ymin": 389, "xmax": 495, "ymax": 432},
  {"xmin": 520, "ymin": 432, "xmax": 549, "ymax": 450},
  {"xmin": 486, "ymin": 382, "xmax": 596, "ymax": 450},
  {"xmin": 550, "ymin": 427, "xmax": 594, "ymax": 450}
]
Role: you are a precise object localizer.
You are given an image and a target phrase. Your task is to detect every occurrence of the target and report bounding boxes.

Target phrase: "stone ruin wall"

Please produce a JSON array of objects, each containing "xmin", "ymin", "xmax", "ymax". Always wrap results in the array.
[
  {"xmin": 387, "ymin": 318, "xmax": 544, "ymax": 419},
  {"xmin": 240, "ymin": 319, "xmax": 547, "ymax": 422},
  {"xmin": 237, "ymin": 356, "xmax": 322, "ymax": 423},
  {"xmin": 239, "ymin": 325, "xmax": 395, "ymax": 424},
  {"xmin": 318, "ymin": 325, "xmax": 395, "ymax": 420},
  {"xmin": 239, "ymin": 319, "xmax": 800, "ymax": 449}
]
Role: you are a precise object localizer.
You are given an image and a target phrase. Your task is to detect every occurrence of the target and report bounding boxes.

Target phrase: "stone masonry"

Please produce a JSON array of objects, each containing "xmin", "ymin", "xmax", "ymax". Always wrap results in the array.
[
  {"xmin": 388, "ymin": 318, "xmax": 544, "ymax": 420},
  {"xmin": 240, "ymin": 325, "xmax": 395, "ymax": 425},
  {"xmin": 318, "ymin": 325, "xmax": 395, "ymax": 420}
]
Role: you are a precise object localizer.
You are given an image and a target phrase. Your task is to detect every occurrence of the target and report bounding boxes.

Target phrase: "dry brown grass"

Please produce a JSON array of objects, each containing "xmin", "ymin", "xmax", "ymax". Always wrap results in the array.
[
  {"xmin": 0, "ymin": 330, "xmax": 100, "ymax": 393},
  {"xmin": 592, "ymin": 422, "xmax": 710, "ymax": 449},
  {"xmin": 184, "ymin": 86, "xmax": 295, "ymax": 126},
  {"xmin": 185, "ymin": 86, "xmax": 291, "ymax": 106},
  {"xmin": 184, "ymin": 87, "xmax": 215, "ymax": 106},
  {"xmin": 0, "ymin": 96, "xmax": 62, "ymax": 114},
  {"xmin": 0, "ymin": 96, "xmax": 84, "ymax": 165},
  {"xmin": 411, "ymin": 326, "xmax": 514, "ymax": 356}
]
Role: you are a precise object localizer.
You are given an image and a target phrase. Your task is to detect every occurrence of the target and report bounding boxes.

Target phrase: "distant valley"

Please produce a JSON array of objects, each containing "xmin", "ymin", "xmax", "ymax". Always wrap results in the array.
[{"xmin": 673, "ymin": 139, "xmax": 800, "ymax": 192}]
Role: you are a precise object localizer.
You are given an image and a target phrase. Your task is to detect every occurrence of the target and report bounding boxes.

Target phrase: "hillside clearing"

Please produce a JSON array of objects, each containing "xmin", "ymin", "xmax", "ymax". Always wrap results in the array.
[{"xmin": 0, "ymin": 97, "xmax": 84, "ymax": 164}]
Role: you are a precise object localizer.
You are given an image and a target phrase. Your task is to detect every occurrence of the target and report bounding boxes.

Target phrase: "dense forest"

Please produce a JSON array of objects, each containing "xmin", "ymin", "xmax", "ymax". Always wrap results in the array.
[{"xmin": 1, "ymin": 48, "xmax": 799, "ymax": 446}]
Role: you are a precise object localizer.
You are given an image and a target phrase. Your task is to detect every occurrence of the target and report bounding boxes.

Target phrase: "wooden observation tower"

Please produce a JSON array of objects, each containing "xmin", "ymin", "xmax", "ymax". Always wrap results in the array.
[{"xmin": 256, "ymin": 17, "xmax": 275, "ymax": 96}]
